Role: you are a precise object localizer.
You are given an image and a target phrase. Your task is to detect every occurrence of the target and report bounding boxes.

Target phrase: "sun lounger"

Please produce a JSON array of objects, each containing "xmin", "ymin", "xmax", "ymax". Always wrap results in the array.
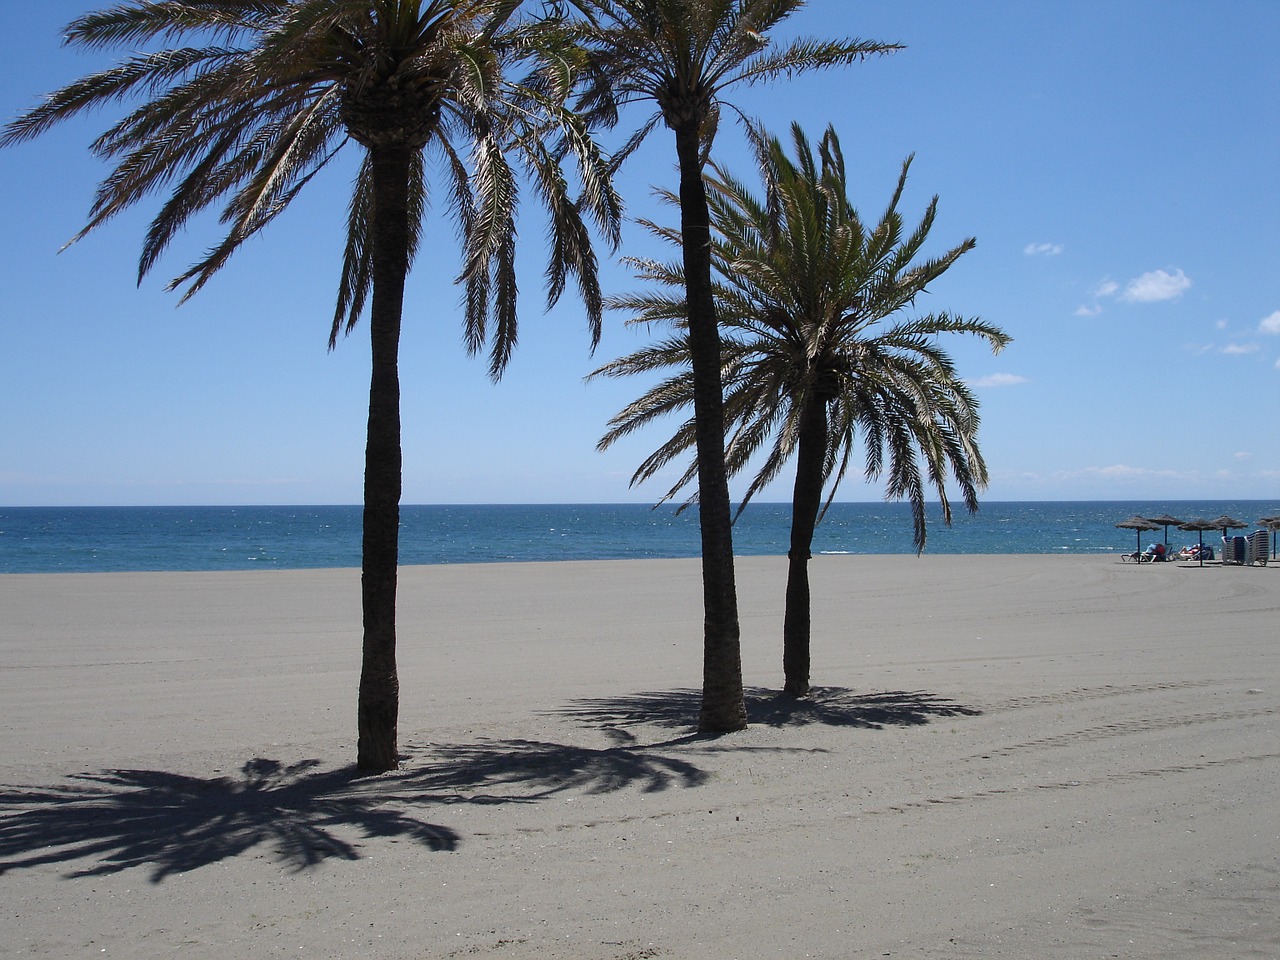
[
  {"xmin": 1246, "ymin": 530, "xmax": 1269, "ymax": 566},
  {"xmin": 1221, "ymin": 536, "xmax": 1247, "ymax": 565}
]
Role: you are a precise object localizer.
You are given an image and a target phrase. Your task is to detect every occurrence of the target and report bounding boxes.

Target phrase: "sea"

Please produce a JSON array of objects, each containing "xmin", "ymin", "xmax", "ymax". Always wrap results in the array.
[{"xmin": 0, "ymin": 500, "xmax": 1274, "ymax": 574}]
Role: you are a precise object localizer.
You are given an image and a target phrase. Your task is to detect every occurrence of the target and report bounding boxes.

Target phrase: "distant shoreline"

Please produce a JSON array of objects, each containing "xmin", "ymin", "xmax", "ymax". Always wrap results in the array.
[{"xmin": 3, "ymin": 500, "xmax": 1275, "ymax": 574}]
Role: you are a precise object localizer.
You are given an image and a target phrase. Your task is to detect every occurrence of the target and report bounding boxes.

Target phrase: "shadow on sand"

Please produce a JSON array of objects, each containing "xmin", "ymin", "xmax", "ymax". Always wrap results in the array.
[
  {"xmin": 0, "ymin": 736, "xmax": 715, "ymax": 881},
  {"xmin": 552, "ymin": 686, "xmax": 982, "ymax": 732},
  {"xmin": 0, "ymin": 688, "xmax": 978, "ymax": 881},
  {"xmin": 0, "ymin": 758, "xmax": 458, "ymax": 882}
]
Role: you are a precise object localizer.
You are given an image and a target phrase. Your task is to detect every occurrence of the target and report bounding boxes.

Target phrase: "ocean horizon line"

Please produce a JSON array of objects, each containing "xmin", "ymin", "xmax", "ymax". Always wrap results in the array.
[
  {"xmin": 3, "ymin": 500, "xmax": 1275, "ymax": 575},
  {"xmin": 6, "ymin": 497, "xmax": 1277, "ymax": 510}
]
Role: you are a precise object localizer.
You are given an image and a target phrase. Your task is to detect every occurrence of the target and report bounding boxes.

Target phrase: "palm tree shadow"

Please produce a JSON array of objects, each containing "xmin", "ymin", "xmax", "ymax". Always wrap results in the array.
[
  {"xmin": 0, "ymin": 691, "xmax": 972, "ymax": 882},
  {"xmin": 551, "ymin": 686, "xmax": 981, "ymax": 732},
  {"xmin": 398, "ymin": 737, "xmax": 712, "ymax": 801},
  {"xmin": 0, "ymin": 737, "xmax": 729, "ymax": 882},
  {"xmin": 0, "ymin": 758, "xmax": 458, "ymax": 882},
  {"xmin": 749, "ymin": 687, "xmax": 983, "ymax": 728}
]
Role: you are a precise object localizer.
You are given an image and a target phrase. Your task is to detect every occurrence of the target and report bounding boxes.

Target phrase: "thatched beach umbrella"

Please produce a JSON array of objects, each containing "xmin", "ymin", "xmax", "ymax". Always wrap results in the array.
[
  {"xmin": 1177, "ymin": 517, "xmax": 1220, "ymax": 567},
  {"xmin": 1210, "ymin": 514, "xmax": 1248, "ymax": 530},
  {"xmin": 1145, "ymin": 513, "xmax": 1184, "ymax": 546},
  {"xmin": 1210, "ymin": 515, "xmax": 1249, "ymax": 564},
  {"xmin": 1116, "ymin": 515, "xmax": 1162, "ymax": 560},
  {"xmin": 1258, "ymin": 514, "xmax": 1280, "ymax": 561}
]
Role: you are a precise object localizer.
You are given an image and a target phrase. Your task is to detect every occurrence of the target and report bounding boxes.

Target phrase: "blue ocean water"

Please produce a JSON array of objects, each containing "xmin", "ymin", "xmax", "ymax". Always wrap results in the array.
[{"xmin": 1, "ymin": 501, "xmax": 1274, "ymax": 574}]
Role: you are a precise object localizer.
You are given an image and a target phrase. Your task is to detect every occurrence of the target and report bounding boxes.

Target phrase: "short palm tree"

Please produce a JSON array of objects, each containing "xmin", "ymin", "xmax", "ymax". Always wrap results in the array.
[
  {"xmin": 1, "ymin": 0, "xmax": 620, "ymax": 770},
  {"xmin": 554, "ymin": 0, "xmax": 898, "ymax": 731},
  {"xmin": 593, "ymin": 123, "xmax": 1010, "ymax": 695}
]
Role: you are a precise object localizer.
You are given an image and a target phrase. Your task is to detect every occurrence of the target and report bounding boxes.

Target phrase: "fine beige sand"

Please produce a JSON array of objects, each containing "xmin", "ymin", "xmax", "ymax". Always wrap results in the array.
[{"xmin": 1, "ymin": 555, "xmax": 1277, "ymax": 959}]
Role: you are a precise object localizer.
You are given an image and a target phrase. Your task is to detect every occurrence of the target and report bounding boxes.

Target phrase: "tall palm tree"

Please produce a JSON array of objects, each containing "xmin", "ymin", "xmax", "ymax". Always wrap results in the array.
[
  {"xmin": 593, "ymin": 123, "xmax": 1010, "ymax": 695},
  {"xmin": 1, "ymin": 0, "xmax": 620, "ymax": 771},
  {"xmin": 554, "ymin": 0, "xmax": 898, "ymax": 731}
]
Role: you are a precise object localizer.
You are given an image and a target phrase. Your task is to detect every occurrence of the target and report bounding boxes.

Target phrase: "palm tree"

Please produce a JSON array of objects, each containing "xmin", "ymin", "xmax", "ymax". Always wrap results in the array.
[
  {"xmin": 554, "ymin": 0, "xmax": 898, "ymax": 731},
  {"xmin": 593, "ymin": 123, "xmax": 1010, "ymax": 696},
  {"xmin": 1, "ymin": 0, "xmax": 620, "ymax": 771}
]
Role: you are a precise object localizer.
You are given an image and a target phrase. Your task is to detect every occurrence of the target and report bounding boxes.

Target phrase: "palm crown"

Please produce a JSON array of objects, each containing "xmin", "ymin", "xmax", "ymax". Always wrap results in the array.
[
  {"xmin": 555, "ymin": 0, "xmax": 899, "ymax": 157},
  {"xmin": 2, "ymin": 0, "xmax": 619, "ymax": 374},
  {"xmin": 595, "ymin": 122, "xmax": 1011, "ymax": 551}
]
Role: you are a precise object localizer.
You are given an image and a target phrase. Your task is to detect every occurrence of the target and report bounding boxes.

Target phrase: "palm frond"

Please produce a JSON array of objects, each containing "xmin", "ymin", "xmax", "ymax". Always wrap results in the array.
[
  {"xmin": 6, "ymin": 0, "xmax": 619, "ymax": 363},
  {"xmin": 600, "ymin": 119, "xmax": 1009, "ymax": 542},
  {"xmin": 735, "ymin": 37, "xmax": 901, "ymax": 86}
]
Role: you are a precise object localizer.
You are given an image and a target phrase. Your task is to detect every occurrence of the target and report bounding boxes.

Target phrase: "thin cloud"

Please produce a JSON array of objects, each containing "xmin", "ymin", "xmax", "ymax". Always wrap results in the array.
[
  {"xmin": 1024, "ymin": 242, "xmax": 1063, "ymax": 256},
  {"xmin": 1075, "ymin": 464, "xmax": 1186, "ymax": 483},
  {"xmin": 1087, "ymin": 464, "xmax": 1150, "ymax": 479},
  {"xmin": 1080, "ymin": 270, "xmax": 1190, "ymax": 316},
  {"xmin": 1221, "ymin": 343, "xmax": 1259, "ymax": 355},
  {"xmin": 969, "ymin": 373, "xmax": 1028, "ymax": 388},
  {"xmin": 1119, "ymin": 268, "xmax": 1191, "ymax": 303},
  {"xmin": 1259, "ymin": 310, "xmax": 1280, "ymax": 334},
  {"xmin": 1076, "ymin": 279, "xmax": 1118, "ymax": 316}
]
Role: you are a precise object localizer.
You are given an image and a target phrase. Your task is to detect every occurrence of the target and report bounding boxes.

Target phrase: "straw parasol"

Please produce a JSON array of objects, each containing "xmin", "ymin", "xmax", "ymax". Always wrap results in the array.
[
  {"xmin": 1145, "ymin": 513, "xmax": 1183, "ymax": 546},
  {"xmin": 1211, "ymin": 515, "xmax": 1250, "ymax": 564},
  {"xmin": 1258, "ymin": 514, "xmax": 1280, "ymax": 561},
  {"xmin": 1210, "ymin": 514, "xmax": 1248, "ymax": 530},
  {"xmin": 1116, "ymin": 515, "xmax": 1162, "ymax": 560},
  {"xmin": 1177, "ymin": 517, "xmax": 1220, "ymax": 567}
]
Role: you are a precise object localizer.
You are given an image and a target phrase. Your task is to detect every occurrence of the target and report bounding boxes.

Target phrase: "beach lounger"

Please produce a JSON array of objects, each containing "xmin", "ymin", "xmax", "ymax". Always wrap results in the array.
[
  {"xmin": 1221, "ymin": 537, "xmax": 1247, "ymax": 565},
  {"xmin": 1247, "ymin": 530, "xmax": 1269, "ymax": 566}
]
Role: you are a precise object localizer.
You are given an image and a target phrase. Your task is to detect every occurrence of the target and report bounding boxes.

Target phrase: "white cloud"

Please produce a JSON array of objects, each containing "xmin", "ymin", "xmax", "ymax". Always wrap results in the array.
[
  {"xmin": 1024, "ymin": 242, "xmax": 1063, "ymax": 256},
  {"xmin": 1259, "ymin": 310, "xmax": 1280, "ymax": 334},
  {"xmin": 1078, "ymin": 270, "xmax": 1190, "ymax": 317},
  {"xmin": 1221, "ymin": 343, "xmax": 1259, "ymax": 355},
  {"xmin": 1215, "ymin": 318, "xmax": 1229, "ymax": 330},
  {"xmin": 1120, "ymin": 268, "xmax": 1191, "ymax": 303},
  {"xmin": 1234, "ymin": 451, "xmax": 1253, "ymax": 462},
  {"xmin": 969, "ymin": 373, "xmax": 1028, "ymax": 388},
  {"xmin": 1074, "ymin": 280, "xmax": 1117, "ymax": 317},
  {"xmin": 1087, "ymin": 464, "xmax": 1153, "ymax": 479}
]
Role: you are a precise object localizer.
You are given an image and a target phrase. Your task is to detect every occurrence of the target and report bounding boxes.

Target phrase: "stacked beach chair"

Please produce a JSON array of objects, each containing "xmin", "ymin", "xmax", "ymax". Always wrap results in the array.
[
  {"xmin": 1223, "ymin": 531, "xmax": 1270, "ymax": 566},
  {"xmin": 1246, "ymin": 530, "xmax": 1269, "ymax": 566}
]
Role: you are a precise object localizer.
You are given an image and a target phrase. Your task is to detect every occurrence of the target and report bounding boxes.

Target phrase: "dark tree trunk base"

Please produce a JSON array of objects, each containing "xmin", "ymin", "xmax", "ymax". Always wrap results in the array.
[
  {"xmin": 781, "ymin": 396, "xmax": 828, "ymax": 697},
  {"xmin": 357, "ymin": 668, "xmax": 400, "ymax": 772},
  {"xmin": 783, "ymin": 679, "xmax": 811, "ymax": 698}
]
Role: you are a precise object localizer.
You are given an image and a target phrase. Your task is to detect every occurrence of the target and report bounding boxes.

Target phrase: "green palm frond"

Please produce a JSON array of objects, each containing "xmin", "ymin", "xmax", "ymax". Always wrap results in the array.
[
  {"xmin": 3, "ymin": 0, "xmax": 620, "ymax": 369},
  {"xmin": 65, "ymin": 1, "xmax": 284, "ymax": 49},
  {"xmin": 598, "ymin": 122, "xmax": 1010, "ymax": 549},
  {"xmin": 734, "ymin": 36, "xmax": 902, "ymax": 86},
  {"xmin": 557, "ymin": 0, "xmax": 899, "ymax": 160}
]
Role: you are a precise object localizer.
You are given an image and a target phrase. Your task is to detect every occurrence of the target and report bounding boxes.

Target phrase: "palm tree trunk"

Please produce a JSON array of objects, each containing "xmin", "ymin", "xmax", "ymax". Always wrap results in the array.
[
  {"xmin": 782, "ymin": 395, "xmax": 829, "ymax": 697},
  {"xmin": 672, "ymin": 121, "xmax": 746, "ymax": 733},
  {"xmin": 357, "ymin": 145, "xmax": 411, "ymax": 772}
]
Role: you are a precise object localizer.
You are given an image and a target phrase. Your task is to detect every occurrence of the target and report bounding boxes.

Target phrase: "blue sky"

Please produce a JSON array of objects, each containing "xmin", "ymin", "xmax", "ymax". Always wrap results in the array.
[{"xmin": 2, "ymin": 2, "xmax": 1277, "ymax": 507}]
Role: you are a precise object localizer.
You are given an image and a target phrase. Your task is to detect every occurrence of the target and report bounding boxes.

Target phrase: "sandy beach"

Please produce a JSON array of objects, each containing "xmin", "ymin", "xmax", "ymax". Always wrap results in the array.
[{"xmin": 1, "ymin": 554, "xmax": 1277, "ymax": 959}]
